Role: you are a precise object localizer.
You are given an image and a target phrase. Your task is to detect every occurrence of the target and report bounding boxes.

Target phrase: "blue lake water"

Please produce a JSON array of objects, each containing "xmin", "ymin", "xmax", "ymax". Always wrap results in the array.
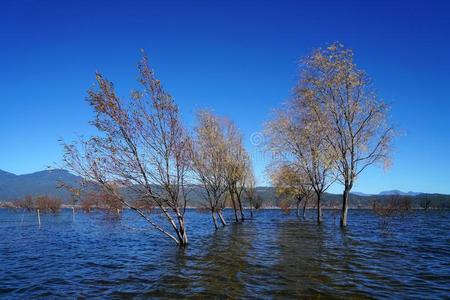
[{"xmin": 0, "ymin": 208, "xmax": 449, "ymax": 299}]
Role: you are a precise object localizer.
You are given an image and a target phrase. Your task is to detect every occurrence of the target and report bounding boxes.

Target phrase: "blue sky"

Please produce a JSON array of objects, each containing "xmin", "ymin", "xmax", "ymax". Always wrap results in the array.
[{"xmin": 1, "ymin": 0, "xmax": 449, "ymax": 194}]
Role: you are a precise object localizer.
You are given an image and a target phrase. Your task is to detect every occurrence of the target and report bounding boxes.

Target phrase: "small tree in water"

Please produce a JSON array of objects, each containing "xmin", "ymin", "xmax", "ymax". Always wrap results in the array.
[
  {"xmin": 372, "ymin": 195, "xmax": 412, "ymax": 233},
  {"xmin": 419, "ymin": 195, "xmax": 431, "ymax": 210},
  {"xmin": 223, "ymin": 120, "xmax": 251, "ymax": 222},
  {"xmin": 15, "ymin": 195, "xmax": 62, "ymax": 213},
  {"xmin": 14, "ymin": 195, "xmax": 34, "ymax": 211},
  {"xmin": 244, "ymin": 161, "xmax": 259, "ymax": 218},
  {"xmin": 62, "ymin": 53, "xmax": 190, "ymax": 247},
  {"xmin": 35, "ymin": 196, "xmax": 63, "ymax": 213},
  {"xmin": 269, "ymin": 164, "xmax": 312, "ymax": 219},
  {"xmin": 190, "ymin": 110, "xmax": 229, "ymax": 229},
  {"xmin": 265, "ymin": 92, "xmax": 336, "ymax": 224}
]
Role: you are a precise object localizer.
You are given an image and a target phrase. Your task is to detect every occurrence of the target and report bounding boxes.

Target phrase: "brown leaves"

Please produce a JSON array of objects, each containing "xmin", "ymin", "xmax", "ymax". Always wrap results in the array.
[
  {"xmin": 62, "ymin": 52, "xmax": 191, "ymax": 244},
  {"xmin": 15, "ymin": 195, "xmax": 62, "ymax": 213}
]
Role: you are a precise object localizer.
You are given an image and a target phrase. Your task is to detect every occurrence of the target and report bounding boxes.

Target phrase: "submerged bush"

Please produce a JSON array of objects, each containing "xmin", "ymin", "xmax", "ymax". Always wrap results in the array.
[
  {"xmin": 14, "ymin": 195, "xmax": 62, "ymax": 213},
  {"xmin": 372, "ymin": 195, "xmax": 412, "ymax": 232}
]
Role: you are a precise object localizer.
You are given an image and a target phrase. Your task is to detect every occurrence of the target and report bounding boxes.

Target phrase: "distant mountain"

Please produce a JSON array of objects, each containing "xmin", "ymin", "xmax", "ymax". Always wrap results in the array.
[
  {"xmin": 0, "ymin": 169, "xmax": 82, "ymax": 201},
  {"xmin": 379, "ymin": 190, "xmax": 422, "ymax": 196},
  {"xmin": 0, "ymin": 169, "xmax": 16, "ymax": 179}
]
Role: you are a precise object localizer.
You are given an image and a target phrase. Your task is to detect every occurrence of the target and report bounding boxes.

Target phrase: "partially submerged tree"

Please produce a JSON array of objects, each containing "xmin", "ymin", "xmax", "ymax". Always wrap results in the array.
[
  {"xmin": 269, "ymin": 164, "xmax": 312, "ymax": 219},
  {"xmin": 190, "ymin": 110, "xmax": 228, "ymax": 229},
  {"xmin": 372, "ymin": 195, "xmax": 412, "ymax": 232},
  {"xmin": 62, "ymin": 53, "xmax": 190, "ymax": 247},
  {"xmin": 223, "ymin": 120, "xmax": 250, "ymax": 222},
  {"xmin": 14, "ymin": 195, "xmax": 34, "ymax": 211},
  {"xmin": 265, "ymin": 93, "xmax": 335, "ymax": 224},
  {"xmin": 35, "ymin": 196, "xmax": 63, "ymax": 213},
  {"xmin": 296, "ymin": 43, "xmax": 393, "ymax": 227},
  {"xmin": 419, "ymin": 195, "xmax": 431, "ymax": 210},
  {"xmin": 244, "ymin": 161, "xmax": 259, "ymax": 218},
  {"xmin": 96, "ymin": 189, "xmax": 123, "ymax": 216},
  {"xmin": 14, "ymin": 195, "xmax": 62, "ymax": 213},
  {"xmin": 80, "ymin": 191, "xmax": 98, "ymax": 213}
]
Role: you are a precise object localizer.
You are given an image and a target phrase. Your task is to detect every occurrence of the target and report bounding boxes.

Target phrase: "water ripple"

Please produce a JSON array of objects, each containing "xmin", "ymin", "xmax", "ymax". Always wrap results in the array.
[{"xmin": 0, "ymin": 209, "xmax": 449, "ymax": 299}]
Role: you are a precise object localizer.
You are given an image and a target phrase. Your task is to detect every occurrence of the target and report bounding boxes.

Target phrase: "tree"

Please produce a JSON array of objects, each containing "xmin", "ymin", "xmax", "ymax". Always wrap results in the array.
[
  {"xmin": 296, "ymin": 42, "xmax": 393, "ymax": 227},
  {"xmin": 80, "ymin": 191, "xmax": 98, "ymax": 213},
  {"xmin": 15, "ymin": 195, "xmax": 62, "ymax": 213},
  {"xmin": 269, "ymin": 164, "xmax": 312, "ymax": 219},
  {"xmin": 244, "ymin": 161, "xmax": 259, "ymax": 218},
  {"xmin": 35, "ymin": 195, "xmax": 63, "ymax": 213},
  {"xmin": 190, "ymin": 110, "xmax": 228, "ymax": 229},
  {"xmin": 14, "ymin": 195, "xmax": 34, "ymax": 211},
  {"xmin": 265, "ymin": 96, "xmax": 335, "ymax": 224},
  {"xmin": 372, "ymin": 195, "xmax": 412, "ymax": 232},
  {"xmin": 223, "ymin": 120, "xmax": 250, "ymax": 222},
  {"xmin": 419, "ymin": 195, "xmax": 431, "ymax": 210},
  {"xmin": 62, "ymin": 53, "xmax": 190, "ymax": 247}
]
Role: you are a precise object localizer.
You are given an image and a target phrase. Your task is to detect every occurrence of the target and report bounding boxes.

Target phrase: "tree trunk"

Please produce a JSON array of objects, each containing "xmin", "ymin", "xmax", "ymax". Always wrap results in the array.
[
  {"xmin": 296, "ymin": 198, "xmax": 301, "ymax": 218},
  {"xmin": 211, "ymin": 209, "xmax": 219, "ymax": 230},
  {"xmin": 176, "ymin": 212, "xmax": 188, "ymax": 246},
  {"xmin": 340, "ymin": 187, "xmax": 349, "ymax": 227},
  {"xmin": 249, "ymin": 203, "xmax": 254, "ymax": 218},
  {"xmin": 230, "ymin": 192, "xmax": 239, "ymax": 222},
  {"xmin": 217, "ymin": 209, "xmax": 227, "ymax": 226},
  {"xmin": 124, "ymin": 200, "xmax": 181, "ymax": 245},
  {"xmin": 302, "ymin": 197, "xmax": 308, "ymax": 219},
  {"xmin": 237, "ymin": 194, "xmax": 245, "ymax": 221},
  {"xmin": 317, "ymin": 192, "xmax": 322, "ymax": 224}
]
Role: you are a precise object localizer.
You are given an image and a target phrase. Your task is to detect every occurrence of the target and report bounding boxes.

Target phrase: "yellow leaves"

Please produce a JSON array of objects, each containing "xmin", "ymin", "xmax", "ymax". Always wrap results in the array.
[
  {"xmin": 131, "ymin": 90, "xmax": 141, "ymax": 100},
  {"xmin": 327, "ymin": 44, "xmax": 337, "ymax": 51}
]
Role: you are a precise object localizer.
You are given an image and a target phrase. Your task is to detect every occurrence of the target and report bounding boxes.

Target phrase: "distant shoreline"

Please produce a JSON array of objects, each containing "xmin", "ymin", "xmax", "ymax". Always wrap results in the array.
[{"xmin": 0, "ymin": 203, "xmax": 448, "ymax": 211}]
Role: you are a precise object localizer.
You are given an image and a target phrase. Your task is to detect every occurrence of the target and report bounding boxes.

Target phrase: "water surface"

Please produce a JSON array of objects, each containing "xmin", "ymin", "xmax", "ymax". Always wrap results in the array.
[{"xmin": 1, "ymin": 209, "xmax": 449, "ymax": 299}]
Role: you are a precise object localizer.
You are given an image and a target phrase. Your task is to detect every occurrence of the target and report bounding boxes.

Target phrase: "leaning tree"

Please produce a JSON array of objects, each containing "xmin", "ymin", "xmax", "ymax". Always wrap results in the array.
[{"xmin": 62, "ymin": 53, "xmax": 190, "ymax": 246}]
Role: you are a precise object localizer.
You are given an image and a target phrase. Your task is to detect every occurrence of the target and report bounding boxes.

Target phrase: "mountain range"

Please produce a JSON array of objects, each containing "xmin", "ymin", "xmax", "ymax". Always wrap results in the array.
[
  {"xmin": 0, "ymin": 169, "xmax": 82, "ymax": 201},
  {"xmin": 345, "ymin": 190, "xmax": 423, "ymax": 197},
  {"xmin": 0, "ymin": 169, "xmax": 449, "ymax": 209}
]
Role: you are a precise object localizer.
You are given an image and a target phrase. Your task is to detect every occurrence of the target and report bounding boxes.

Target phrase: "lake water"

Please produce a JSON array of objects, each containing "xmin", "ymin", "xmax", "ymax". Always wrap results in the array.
[{"xmin": 0, "ymin": 208, "xmax": 449, "ymax": 299}]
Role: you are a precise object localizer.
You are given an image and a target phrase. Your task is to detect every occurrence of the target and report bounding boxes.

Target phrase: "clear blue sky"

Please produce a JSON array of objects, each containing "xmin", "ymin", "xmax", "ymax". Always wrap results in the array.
[{"xmin": 1, "ymin": 0, "xmax": 449, "ymax": 194}]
